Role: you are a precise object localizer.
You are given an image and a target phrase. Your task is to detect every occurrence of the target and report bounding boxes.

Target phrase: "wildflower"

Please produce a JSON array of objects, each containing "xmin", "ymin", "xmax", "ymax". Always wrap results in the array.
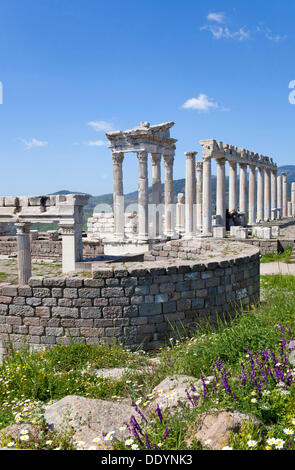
[
  {"xmin": 7, "ymin": 442, "xmax": 15, "ymax": 447},
  {"xmin": 87, "ymin": 446, "xmax": 97, "ymax": 450},
  {"xmin": 20, "ymin": 435, "xmax": 29, "ymax": 441},
  {"xmin": 250, "ymin": 398, "xmax": 257, "ymax": 403},
  {"xmin": 275, "ymin": 439, "xmax": 285, "ymax": 450},
  {"xmin": 267, "ymin": 438, "xmax": 276, "ymax": 446},
  {"xmin": 20, "ymin": 429, "xmax": 29, "ymax": 435},
  {"xmin": 283, "ymin": 428, "xmax": 294, "ymax": 435},
  {"xmin": 222, "ymin": 446, "xmax": 233, "ymax": 450},
  {"xmin": 125, "ymin": 439, "xmax": 134, "ymax": 446},
  {"xmin": 119, "ymin": 426, "xmax": 127, "ymax": 431},
  {"xmin": 247, "ymin": 440, "xmax": 257, "ymax": 448},
  {"xmin": 131, "ymin": 444, "xmax": 139, "ymax": 450},
  {"xmin": 46, "ymin": 440, "xmax": 53, "ymax": 445},
  {"xmin": 204, "ymin": 439, "xmax": 211, "ymax": 445},
  {"xmin": 92, "ymin": 437, "xmax": 101, "ymax": 443}
]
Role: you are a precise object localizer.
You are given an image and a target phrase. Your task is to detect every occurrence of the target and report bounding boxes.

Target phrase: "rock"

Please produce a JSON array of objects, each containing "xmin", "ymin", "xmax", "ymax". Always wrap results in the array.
[
  {"xmin": 186, "ymin": 410, "xmax": 260, "ymax": 450},
  {"xmin": 44, "ymin": 395, "xmax": 135, "ymax": 449},
  {"xmin": 0, "ymin": 424, "xmax": 38, "ymax": 444},
  {"xmin": 150, "ymin": 375, "xmax": 207, "ymax": 412},
  {"xmin": 94, "ymin": 366, "xmax": 153, "ymax": 380}
]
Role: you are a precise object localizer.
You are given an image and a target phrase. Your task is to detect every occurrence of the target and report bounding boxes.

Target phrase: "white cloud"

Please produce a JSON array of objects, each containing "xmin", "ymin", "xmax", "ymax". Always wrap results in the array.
[
  {"xmin": 201, "ymin": 25, "xmax": 250, "ymax": 41},
  {"xmin": 87, "ymin": 120, "xmax": 114, "ymax": 132},
  {"xmin": 84, "ymin": 140, "xmax": 107, "ymax": 147},
  {"xmin": 182, "ymin": 94, "xmax": 219, "ymax": 112},
  {"xmin": 207, "ymin": 12, "xmax": 225, "ymax": 23},
  {"xmin": 19, "ymin": 138, "xmax": 48, "ymax": 150},
  {"xmin": 256, "ymin": 26, "xmax": 287, "ymax": 42}
]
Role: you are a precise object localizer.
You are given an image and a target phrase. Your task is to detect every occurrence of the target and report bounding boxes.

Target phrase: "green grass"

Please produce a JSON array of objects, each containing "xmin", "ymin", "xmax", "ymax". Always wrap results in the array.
[
  {"xmin": 261, "ymin": 247, "xmax": 293, "ymax": 264},
  {"xmin": 1, "ymin": 274, "xmax": 295, "ymax": 450}
]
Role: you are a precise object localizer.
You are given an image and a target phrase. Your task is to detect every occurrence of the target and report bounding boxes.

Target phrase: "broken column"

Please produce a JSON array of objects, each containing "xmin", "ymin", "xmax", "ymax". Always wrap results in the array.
[
  {"xmin": 60, "ymin": 224, "xmax": 76, "ymax": 273},
  {"xmin": 137, "ymin": 151, "xmax": 149, "ymax": 240},
  {"xmin": 112, "ymin": 152, "xmax": 125, "ymax": 240},
  {"xmin": 248, "ymin": 165, "xmax": 256, "ymax": 225},
  {"xmin": 282, "ymin": 172, "xmax": 288, "ymax": 218},
  {"xmin": 175, "ymin": 193, "xmax": 185, "ymax": 235},
  {"xmin": 15, "ymin": 222, "xmax": 32, "ymax": 286},
  {"xmin": 196, "ymin": 161, "xmax": 203, "ymax": 233},
  {"xmin": 185, "ymin": 151, "xmax": 197, "ymax": 237}
]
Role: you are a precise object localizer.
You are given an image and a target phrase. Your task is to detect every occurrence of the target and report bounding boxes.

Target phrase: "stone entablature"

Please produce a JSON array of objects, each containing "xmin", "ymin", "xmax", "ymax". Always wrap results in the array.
[{"xmin": 0, "ymin": 240, "xmax": 260, "ymax": 354}]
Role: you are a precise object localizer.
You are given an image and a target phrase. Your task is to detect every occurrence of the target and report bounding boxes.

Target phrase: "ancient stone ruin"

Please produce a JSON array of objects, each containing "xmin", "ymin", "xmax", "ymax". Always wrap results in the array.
[{"xmin": 0, "ymin": 120, "xmax": 294, "ymax": 355}]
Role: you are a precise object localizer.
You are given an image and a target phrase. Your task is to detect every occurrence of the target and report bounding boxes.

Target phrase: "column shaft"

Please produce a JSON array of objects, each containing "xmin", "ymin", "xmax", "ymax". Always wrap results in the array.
[
  {"xmin": 196, "ymin": 162, "xmax": 203, "ymax": 232},
  {"xmin": 282, "ymin": 173, "xmax": 288, "ymax": 218},
  {"xmin": 264, "ymin": 168, "xmax": 271, "ymax": 221},
  {"xmin": 271, "ymin": 169, "xmax": 278, "ymax": 220},
  {"xmin": 248, "ymin": 166, "xmax": 256, "ymax": 225},
  {"xmin": 163, "ymin": 154, "xmax": 175, "ymax": 237},
  {"xmin": 229, "ymin": 161, "xmax": 237, "ymax": 212},
  {"xmin": 202, "ymin": 157, "xmax": 212, "ymax": 235},
  {"xmin": 137, "ymin": 151, "xmax": 149, "ymax": 240},
  {"xmin": 239, "ymin": 164, "xmax": 248, "ymax": 215},
  {"xmin": 292, "ymin": 183, "xmax": 295, "ymax": 217},
  {"xmin": 277, "ymin": 175, "xmax": 283, "ymax": 218},
  {"xmin": 60, "ymin": 224, "xmax": 76, "ymax": 273},
  {"xmin": 185, "ymin": 152, "xmax": 197, "ymax": 236},
  {"xmin": 216, "ymin": 158, "xmax": 226, "ymax": 227},
  {"xmin": 151, "ymin": 153, "xmax": 162, "ymax": 238},
  {"xmin": 257, "ymin": 167, "xmax": 264, "ymax": 222},
  {"xmin": 112, "ymin": 152, "xmax": 125, "ymax": 239}
]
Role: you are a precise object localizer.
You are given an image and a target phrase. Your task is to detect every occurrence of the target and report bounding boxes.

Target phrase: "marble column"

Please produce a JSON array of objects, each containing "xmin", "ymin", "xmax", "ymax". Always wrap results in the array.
[
  {"xmin": 264, "ymin": 168, "xmax": 271, "ymax": 221},
  {"xmin": 151, "ymin": 153, "xmax": 162, "ymax": 238},
  {"xmin": 202, "ymin": 156, "xmax": 212, "ymax": 236},
  {"xmin": 60, "ymin": 224, "xmax": 76, "ymax": 273},
  {"xmin": 292, "ymin": 183, "xmax": 295, "ymax": 217},
  {"xmin": 137, "ymin": 151, "xmax": 149, "ymax": 240},
  {"xmin": 257, "ymin": 167, "xmax": 264, "ymax": 223},
  {"xmin": 112, "ymin": 152, "xmax": 125, "ymax": 239},
  {"xmin": 196, "ymin": 162, "xmax": 203, "ymax": 232},
  {"xmin": 185, "ymin": 152, "xmax": 197, "ymax": 237},
  {"xmin": 229, "ymin": 161, "xmax": 237, "ymax": 212},
  {"xmin": 282, "ymin": 172, "xmax": 288, "ymax": 218},
  {"xmin": 239, "ymin": 163, "xmax": 248, "ymax": 215},
  {"xmin": 271, "ymin": 169, "xmax": 278, "ymax": 220},
  {"xmin": 277, "ymin": 175, "xmax": 283, "ymax": 218},
  {"xmin": 248, "ymin": 165, "xmax": 256, "ymax": 225},
  {"xmin": 216, "ymin": 157, "xmax": 226, "ymax": 227},
  {"xmin": 15, "ymin": 222, "xmax": 32, "ymax": 285},
  {"xmin": 175, "ymin": 193, "xmax": 185, "ymax": 235},
  {"xmin": 163, "ymin": 154, "xmax": 175, "ymax": 237}
]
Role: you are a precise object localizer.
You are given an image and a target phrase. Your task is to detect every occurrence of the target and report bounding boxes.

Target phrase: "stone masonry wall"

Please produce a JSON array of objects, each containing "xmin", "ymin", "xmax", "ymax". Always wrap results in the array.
[
  {"xmin": 0, "ymin": 237, "xmax": 104, "ymax": 259},
  {"xmin": 0, "ymin": 243, "xmax": 260, "ymax": 355}
]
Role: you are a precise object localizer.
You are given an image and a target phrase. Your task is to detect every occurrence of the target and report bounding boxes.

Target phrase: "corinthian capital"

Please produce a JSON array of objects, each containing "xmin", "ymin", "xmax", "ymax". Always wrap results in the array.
[{"xmin": 112, "ymin": 152, "xmax": 124, "ymax": 165}]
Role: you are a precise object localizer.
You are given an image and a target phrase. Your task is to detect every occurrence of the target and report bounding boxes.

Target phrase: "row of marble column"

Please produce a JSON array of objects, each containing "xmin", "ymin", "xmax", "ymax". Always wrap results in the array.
[
  {"xmin": 112, "ymin": 151, "xmax": 175, "ymax": 241},
  {"xmin": 184, "ymin": 152, "xmax": 291, "ymax": 237}
]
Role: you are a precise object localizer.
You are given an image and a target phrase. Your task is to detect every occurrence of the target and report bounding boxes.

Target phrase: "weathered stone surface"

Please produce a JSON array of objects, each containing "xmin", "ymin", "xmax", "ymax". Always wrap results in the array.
[
  {"xmin": 186, "ymin": 410, "xmax": 260, "ymax": 450},
  {"xmin": 151, "ymin": 375, "xmax": 203, "ymax": 411},
  {"xmin": 44, "ymin": 395, "xmax": 135, "ymax": 448}
]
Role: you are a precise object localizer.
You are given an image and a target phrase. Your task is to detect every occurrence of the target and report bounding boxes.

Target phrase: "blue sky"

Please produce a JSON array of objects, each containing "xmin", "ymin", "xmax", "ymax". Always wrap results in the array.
[{"xmin": 0, "ymin": 0, "xmax": 294, "ymax": 196}]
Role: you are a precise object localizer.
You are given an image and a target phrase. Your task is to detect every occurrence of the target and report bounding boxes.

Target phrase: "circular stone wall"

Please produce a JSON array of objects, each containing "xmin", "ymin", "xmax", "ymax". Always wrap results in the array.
[{"xmin": 0, "ymin": 240, "xmax": 260, "ymax": 354}]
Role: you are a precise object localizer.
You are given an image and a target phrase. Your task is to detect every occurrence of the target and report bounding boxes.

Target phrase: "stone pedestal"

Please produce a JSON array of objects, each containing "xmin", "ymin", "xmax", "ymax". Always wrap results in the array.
[
  {"xmin": 112, "ymin": 152, "xmax": 125, "ymax": 240},
  {"xmin": 163, "ymin": 154, "xmax": 175, "ymax": 237},
  {"xmin": 196, "ymin": 162, "xmax": 203, "ymax": 232},
  {"xmin": 137, "ymin": 151, "xmax": 149, "ymax": 241},
  {"xmin": 216, "ymin": 157, "xmax": 226, "ymax": 228},
  {"xmin": 16, "ymin": 222, "xmax": 32, "ymax": 286},
  {"xmin": 248, "ymin": 165, "xmax": 256, "ymax": 225},
  {"xmin": 185, "ymin": 152, "xmax": 197, "ymax": 237},
  {"xmin": 229, "ymin": 161, "xmax": 237, "ymax": 212},
  {"xmin": 202, "ymin": 156, "xmax": 212, "ymax": 236},
  {"xmin": 257, "ymin": 167, "xmax": 264, "ymax": 223}
]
